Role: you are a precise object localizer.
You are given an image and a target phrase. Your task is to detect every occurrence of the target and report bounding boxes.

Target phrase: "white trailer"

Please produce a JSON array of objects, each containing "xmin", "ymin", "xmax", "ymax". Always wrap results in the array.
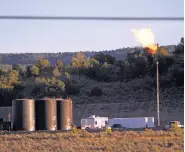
[
  {"xmin": 81, "ymin": 115, "xmax": 109, "ymax": 129},
  {"xmin": 108, "ymin": 117, "xmax": 155, "ymax": 129},
  {"xmin": 147, "ymin": 117, "xmax": 155, "ymax": 128}
]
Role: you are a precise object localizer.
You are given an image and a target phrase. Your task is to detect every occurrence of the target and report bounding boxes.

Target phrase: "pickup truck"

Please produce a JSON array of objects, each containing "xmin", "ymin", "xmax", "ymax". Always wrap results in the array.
[{"xmin": 165, "ymin": 121, "xmax": 184, "ymax": 130}]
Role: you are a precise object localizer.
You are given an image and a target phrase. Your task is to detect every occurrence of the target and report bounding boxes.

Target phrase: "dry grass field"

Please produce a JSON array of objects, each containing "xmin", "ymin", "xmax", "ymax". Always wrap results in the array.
[{"xmin": 0, "ymin": 128, "xmax": 183, "ymax": 152}]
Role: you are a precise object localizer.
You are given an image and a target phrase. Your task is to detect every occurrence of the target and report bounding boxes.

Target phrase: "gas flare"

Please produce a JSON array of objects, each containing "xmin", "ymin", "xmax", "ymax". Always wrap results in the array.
[{"xmin": 132, "ymin": 28, "xmax": 158, "ymax": 54}]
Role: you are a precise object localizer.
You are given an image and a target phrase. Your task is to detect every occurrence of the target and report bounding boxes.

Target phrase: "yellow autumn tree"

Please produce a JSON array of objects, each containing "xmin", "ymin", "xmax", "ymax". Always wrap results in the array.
[
  {"xmin": 71, "ymin": 52, "xmax": 88, "ymax": 68},
  {"xmin": 8, "ymin": 70, "xmax": 19, "ymax": 86},
  {"xmin": 158, "ymin": 47, "xmax": 168, "ymax": 56}
]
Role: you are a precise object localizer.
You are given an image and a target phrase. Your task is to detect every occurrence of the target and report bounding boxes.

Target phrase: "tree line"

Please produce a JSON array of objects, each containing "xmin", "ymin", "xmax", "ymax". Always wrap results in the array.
[{"xmin": 0, "ymin": 38, "xmax": 183, "ymax": 106}]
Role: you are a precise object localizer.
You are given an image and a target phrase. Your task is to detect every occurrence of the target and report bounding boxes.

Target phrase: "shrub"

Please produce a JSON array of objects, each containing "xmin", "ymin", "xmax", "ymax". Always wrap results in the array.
[
  {"xmin": 79, "ymin": 130, "xmax": 93, "ymax": 138},
  {"xmin": 90, "ymin": 86, "xmax": 103, "ymax": 96},
  {"xmin": 144, "ymin": 128, "xmax": 155, "ymax": 136},
  {"xmin": 72, "ymin": 126, "xmax": 78, "ymax": 134},
  {"xmin": 44, "ymin": 87, "xmax": 59, "ymax": 97},
  {"xmin": 169, "ymin": 124, "xmax": 184, "ymax": 136},
  {"xmin": 105, "ymin": 127, "xmax": 112, "ymax": 135},
  {"xmin": 65, "ymin": 83, "xmax": 80, "ymax": 95}
]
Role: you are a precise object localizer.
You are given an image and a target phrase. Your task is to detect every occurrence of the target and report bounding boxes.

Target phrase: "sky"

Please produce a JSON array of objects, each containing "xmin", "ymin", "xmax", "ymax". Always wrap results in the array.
[{"xmin": 0, "ymin": 0, "xmax": 184, "ymax": 53}]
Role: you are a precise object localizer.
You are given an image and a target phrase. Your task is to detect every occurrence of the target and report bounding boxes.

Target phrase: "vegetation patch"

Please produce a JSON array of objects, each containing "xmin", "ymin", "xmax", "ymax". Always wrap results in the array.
[{"xmin": 0, "ymin": 130, "xmax": 183, "ymax": 152}]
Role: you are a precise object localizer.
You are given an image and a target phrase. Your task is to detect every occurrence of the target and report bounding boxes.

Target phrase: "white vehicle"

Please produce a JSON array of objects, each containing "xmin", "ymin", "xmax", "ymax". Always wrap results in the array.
[
  {"xmin": 108, "ymin": 117, "xmax": 155, "ymax": 129},
  {"xmin": 81, "ymin": 115, "xmax": 109, "ymax": 130},
  {"xmin": 165, "ymin": 121, "xmax": 184, "ymax": 130}
]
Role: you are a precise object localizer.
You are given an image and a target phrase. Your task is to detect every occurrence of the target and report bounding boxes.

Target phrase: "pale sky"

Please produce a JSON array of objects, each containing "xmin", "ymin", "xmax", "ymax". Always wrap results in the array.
[{"xmin": 0, "ymin": 0, "xmax": 184, "ymax": 53}]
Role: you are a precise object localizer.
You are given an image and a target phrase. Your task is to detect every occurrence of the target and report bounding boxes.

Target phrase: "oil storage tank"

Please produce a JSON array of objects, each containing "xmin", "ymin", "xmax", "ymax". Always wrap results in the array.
[
  {"xmin": 35, "ymin": 98, "xmax": 57, "ymax": 131},
  {"xmin": 56, "ymin": 98, "xmax": 73, "ymax": 130},
  {"xmin": 12, "ymin": 99, "xmax": 35, "ymax": 131}
]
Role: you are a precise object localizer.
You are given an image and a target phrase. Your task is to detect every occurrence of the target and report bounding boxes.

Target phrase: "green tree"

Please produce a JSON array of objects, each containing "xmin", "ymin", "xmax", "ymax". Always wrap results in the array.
[
  {"xmin": 36, "ymin": 59, "xmax": 50, "ymax": 70},
  {"xmin": 12, "ymin": 64, "xmax": 23, "ymax": 71},
  {"xmin": 61, "ymin": 72, "xmax": 71, "ymax": 84},
  {"xmin": 55, "ymin": 80, "xmax": 65, "ymax": 91},
  {"xmin": 94, "ymin": 53, "xmax": 116, "ymax": 64},
  {"xmin": 0, "ymin": 67, "xmax": 3, "ymax": 75},
  {"xmin": 127, "ymin": 53, "xmax": 135, "ymax": 64},
  {"xmin": 119, "ymin": 64, "xmax": 130, "ymax": 81},
  {"xmin": 89, "ymin": 58, "xmax": 99, "ymax": 67},
  {"xmin": 180, "ymin": 37, "xmax": 184, "ymax": 45},
  {"xmin": 95, "ymin": 66, "xmax": 116, "ymax": 82},
  {"xmin": 63, "ymin": 64, "xmax": 72, "ymax": 73},
  {"xmin": 102, "ymin": 62, "xmax": 110, "ymax": 68},
  {"xmin": 132, "ymin": 57, "xmax": 146, "ymax": 77},
  {"xmin": 50, "ymin": 77, "xmax": 56, "ymax": 85},
  {"xmin": 44, "ymin": 87, "xmax": 59, "ymax": 97},
  {"xmin": 27, "ymin": 65, "xmax": 40, "ymax": 77},
  {"xmin": 12, "ymin": 64, "xmax": 25, "ymax": 76},
  {"xmin": 34, "ymin": 77, "xmax": 46, "ymax": 84}
]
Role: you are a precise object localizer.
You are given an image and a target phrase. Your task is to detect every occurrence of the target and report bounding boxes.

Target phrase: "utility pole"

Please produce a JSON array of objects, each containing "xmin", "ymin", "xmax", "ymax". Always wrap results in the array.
[{"xmin": 156, "ymin": 61, "xmax": 160, "ymax": 126}]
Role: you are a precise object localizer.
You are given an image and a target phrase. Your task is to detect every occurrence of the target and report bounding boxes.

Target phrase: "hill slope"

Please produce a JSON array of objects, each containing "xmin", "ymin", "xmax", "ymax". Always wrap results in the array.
[{"xmin": 69, "ymin": 75, "xmax": 184, "ymax": 126}]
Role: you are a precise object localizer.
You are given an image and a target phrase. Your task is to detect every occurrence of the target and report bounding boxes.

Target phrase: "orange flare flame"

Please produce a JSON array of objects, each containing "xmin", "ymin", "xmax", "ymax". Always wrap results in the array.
[{"xmin": 132, "ymin": 28, "xmax": 158, "ymax": 54}]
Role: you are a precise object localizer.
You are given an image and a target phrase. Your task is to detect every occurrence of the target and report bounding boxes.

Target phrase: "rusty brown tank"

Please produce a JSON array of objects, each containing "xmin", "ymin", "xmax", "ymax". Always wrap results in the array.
[
  {"xmin": 56, "ymin": 98, "xmax": 73, "ymax": 130},
  {"xmin": 35, "ymin": 98, "xmax": 57, "ymax": 131},
  {"xmin": 12, "ymin": 99, "xmax": 35, "ymax": 131}
]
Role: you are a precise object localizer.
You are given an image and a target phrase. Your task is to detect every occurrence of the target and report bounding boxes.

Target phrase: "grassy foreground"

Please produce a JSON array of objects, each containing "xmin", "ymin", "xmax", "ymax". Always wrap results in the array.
[{"xmin": 0, "ymin": 129, "xmax": 183, "ymax": 152}]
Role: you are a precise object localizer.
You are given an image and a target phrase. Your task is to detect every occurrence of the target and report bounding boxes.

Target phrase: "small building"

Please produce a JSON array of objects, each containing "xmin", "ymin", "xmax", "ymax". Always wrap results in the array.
[
  {"xmin": 81, "ymin": 115, "xmax": 108, "ymax": 129},
  {"xmin": 0, "ymin": 107, "xmax": 12, "ymax": 122}
]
